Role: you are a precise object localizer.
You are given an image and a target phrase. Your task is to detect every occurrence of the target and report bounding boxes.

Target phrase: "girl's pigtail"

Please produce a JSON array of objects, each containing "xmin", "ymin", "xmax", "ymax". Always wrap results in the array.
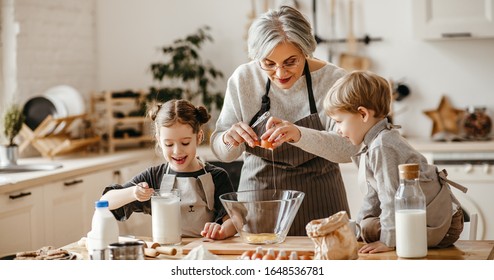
[
  {"xmin": 195, "ymin": 105, "xmax": 211, "ymax": 125},
  {"xmin": 147, "ymin": 102, "xmax": 162, "ymax": 121}
]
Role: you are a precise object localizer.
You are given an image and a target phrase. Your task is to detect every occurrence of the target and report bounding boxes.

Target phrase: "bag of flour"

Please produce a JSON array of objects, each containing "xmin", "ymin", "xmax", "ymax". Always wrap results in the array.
[{"xmin": 305, "ymin": 211, "xmax": 358, "ymax": 260}]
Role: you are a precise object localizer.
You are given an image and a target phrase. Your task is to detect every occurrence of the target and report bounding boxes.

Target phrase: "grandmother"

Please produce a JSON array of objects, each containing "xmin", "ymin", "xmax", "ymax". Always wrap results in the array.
[{"xmin": 210, "ymin": 6, "xmax": 358, "ymax": 235}]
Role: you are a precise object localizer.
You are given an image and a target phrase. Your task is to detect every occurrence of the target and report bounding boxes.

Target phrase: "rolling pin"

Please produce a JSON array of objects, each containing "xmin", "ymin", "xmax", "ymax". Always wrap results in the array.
[
  {"xmin": 144, "ymin": 241, "xmax": 160, "ymax": 249},
  {"xmin": 143, "ymin": 241, "xmax": 177, "ymax": 258},
  {"xmin": 144, "ymin": 248, "xmax": 160, "ymax": 258},
  {"xmin": 155, "ymin": 246, "xmax": 177, "ymax": 256}
]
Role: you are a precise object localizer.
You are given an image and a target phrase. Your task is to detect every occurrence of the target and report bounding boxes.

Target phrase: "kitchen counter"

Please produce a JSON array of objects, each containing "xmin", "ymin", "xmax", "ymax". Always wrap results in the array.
[
  {"xmin": 0, "ymin": 146, "xmax": 223, "ymax": 194},
  {"xmin": 407, "ymin": 138, "xmax": 494, "ymax": 153},
  {"xmin": 0, "ymin": 149, "xmax": 160, "ymax": 194},
  {"xmin": 3, "ymin": 138, "xmax": 492, "ymax": 194},
  {"xmin": 61, "ymin": 236, "xmax": 494, "ymax": 260}
]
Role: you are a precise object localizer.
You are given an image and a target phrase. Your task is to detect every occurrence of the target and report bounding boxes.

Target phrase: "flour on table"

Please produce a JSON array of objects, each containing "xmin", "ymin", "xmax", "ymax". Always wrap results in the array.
[{"xmin": 182, "ymin": 245, "xmax": 219, "ymax": 260}]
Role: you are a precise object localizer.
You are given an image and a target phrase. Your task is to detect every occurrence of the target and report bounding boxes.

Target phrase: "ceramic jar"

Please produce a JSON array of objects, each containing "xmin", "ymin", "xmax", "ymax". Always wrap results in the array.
[{"xmin": 462, "ymin": 106, "xmax": 492, "ymax": 140}]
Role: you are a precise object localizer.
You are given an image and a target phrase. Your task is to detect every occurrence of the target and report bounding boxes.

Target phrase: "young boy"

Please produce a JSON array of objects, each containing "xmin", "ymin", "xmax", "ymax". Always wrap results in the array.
[{"xmin": 323, "ymin": 70, "xmax": 465, "ymax": 254}]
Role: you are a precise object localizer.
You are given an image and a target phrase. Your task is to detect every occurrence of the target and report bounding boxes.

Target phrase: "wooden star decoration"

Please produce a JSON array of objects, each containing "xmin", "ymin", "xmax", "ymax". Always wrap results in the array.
[{"xmin": 423, "ymin": 95, "xmax": 465, "ymax": 136}]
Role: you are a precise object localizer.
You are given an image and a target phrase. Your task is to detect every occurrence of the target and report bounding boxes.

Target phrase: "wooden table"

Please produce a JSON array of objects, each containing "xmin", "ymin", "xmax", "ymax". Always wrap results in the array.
[{"xmin": 62, "ymin": 236, "xmax": 494, "ymax": 260}]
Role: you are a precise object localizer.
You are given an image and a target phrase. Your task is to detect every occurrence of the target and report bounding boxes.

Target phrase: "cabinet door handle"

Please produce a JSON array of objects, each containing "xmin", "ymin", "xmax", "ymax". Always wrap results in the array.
[
  {"xmin": 441, "ymin": 32, "xmax": 472, "ymax": 38},
  {"xmin": 64, "ymin": 179, "xmax": 84, "ymax": 186},
  {"xmin": 9, "ymin": 192, "xmax": 32, "ymax": 200}
]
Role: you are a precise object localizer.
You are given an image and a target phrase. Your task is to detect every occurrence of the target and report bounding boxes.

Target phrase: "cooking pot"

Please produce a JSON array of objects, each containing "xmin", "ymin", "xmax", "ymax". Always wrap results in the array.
[{"xmin": 22, "ymin": 85, "xmax": 86, "ymax": 131}]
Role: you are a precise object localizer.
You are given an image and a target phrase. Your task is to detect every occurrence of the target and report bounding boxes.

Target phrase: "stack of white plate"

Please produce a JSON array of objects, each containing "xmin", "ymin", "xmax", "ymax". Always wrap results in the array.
[{"xmin": 22, "ymin": 85, "xmax": 86, "ymax": 132}]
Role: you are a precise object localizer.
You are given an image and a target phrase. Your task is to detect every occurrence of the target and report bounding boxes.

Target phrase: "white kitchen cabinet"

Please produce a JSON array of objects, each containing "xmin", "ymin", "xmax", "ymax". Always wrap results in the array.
[
  {"xmin": 78, "ymin": 169, "xmax": 116, "ymax": 229},
  {"xmin": 116, "ymin": 157, "xmax": 159, "ymax": 183},
  {"xmin": 0, "ymin": 186, "xmax": 45, "ymax": 255},
  {"xmin": 43, "ymin": 170, "xmax": 114, "ymax": 248},
  {"xmin": 0, "ymin": 149, "xmax": 160, "ymax": 254},
  {"xmin": 112, "ymin": 159, "xmax": 160, "ymax": 237},
  {"xmin": 434, "ymin": 163, "xmax": 494, "ymax": 240},
  {"xmin": 412, "ymin": 0, "xmax": 494, "ymax": 40}
]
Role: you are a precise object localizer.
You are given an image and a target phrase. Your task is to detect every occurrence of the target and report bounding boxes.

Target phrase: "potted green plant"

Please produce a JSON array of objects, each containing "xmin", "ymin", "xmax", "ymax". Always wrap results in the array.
[
  {"xmin": 1, "ymin": 103, "xmax": 25, "ymax": 166},
  {"xmin": 146, "ymin": 25, "xmax": 225, "ymax": 111}
]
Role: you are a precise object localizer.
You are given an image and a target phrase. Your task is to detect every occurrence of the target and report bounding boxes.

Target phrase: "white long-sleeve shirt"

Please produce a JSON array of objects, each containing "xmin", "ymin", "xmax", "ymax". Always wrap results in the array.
[
  {"xmin": 210, "ymin": 60, "xmax": 358, "ymax": 163},
  {"xmin": 354, "ymin": 119, "xmax": 460, "ymax": 247}
]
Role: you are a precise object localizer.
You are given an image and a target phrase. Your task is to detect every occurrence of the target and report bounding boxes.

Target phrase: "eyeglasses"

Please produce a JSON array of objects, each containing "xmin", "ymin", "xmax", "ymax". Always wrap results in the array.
[{"xmin": 259, "ymin": 56, "xmax": 302, "ymax": 72}]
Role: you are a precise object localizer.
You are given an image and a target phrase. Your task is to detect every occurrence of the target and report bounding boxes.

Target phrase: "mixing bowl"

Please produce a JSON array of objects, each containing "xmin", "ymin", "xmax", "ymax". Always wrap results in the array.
[{"xmin": 219, "ymin": 189, "xmax": 305, "ymax": 245}]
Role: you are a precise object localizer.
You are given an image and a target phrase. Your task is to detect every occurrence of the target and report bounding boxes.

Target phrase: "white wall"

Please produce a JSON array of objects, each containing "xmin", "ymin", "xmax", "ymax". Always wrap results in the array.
[
  {"xmin": 95, "ymin": 0, "xmax": 251, "ymax": 94},
  {"xmin": 4, "ymin": 0, "xmax": 493, "ymax": 140},
  {"xmin": 358, "ymin": 0, "xmax": 494, "ymax": 138},
  {"xmin": 96, "ymin": 0, "xmax": 494, "ymax": 139},
  {"xmin": 0, "ymin": 0, "xmax": 96, "ymax": 146},
  {"xmin": 2, "ymin": 0, "xmax": 97, "ymax": 108}
]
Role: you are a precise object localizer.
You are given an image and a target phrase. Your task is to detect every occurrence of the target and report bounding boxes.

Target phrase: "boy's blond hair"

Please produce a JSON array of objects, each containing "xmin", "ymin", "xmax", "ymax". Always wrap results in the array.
[{"xmin": 324, "ymin": 70, "xmax": 392, "ymax": 118}]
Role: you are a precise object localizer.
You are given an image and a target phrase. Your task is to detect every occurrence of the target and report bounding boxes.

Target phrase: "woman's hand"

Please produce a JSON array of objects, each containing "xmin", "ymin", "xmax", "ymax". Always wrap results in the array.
[
  {"xmin": 222, "ymin": 121, "xmax": 259, "ymax": 148},
  {"xmin": 358, "ymin": 241, "xmax": 395, "ymax": 254},
  {"xmin": 133, "ymin": 182, "xmax": 154, "ymax": 202},
  {"xmin": 201, "ymin": 222, "xmax": 228, "ymax": 240},
  {"xmin": 262, "ymin": 117, "xmax": 302, "ymax": 148}
]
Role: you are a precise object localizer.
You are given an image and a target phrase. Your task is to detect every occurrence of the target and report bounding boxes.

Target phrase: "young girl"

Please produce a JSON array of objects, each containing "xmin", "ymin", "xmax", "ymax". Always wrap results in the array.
[
  {"xmin": 323, "ymin": 70, "xmax": 466, "ymax": 254},
  {"xmin": 100, "ymin": 99, "xmax": 237, "ymax": 240}
]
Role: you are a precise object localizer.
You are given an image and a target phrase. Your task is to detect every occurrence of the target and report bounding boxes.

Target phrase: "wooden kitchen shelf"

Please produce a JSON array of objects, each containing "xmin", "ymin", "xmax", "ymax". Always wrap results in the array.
[
  {"xmin": 111, "ymin": 135, "xmax": 154, "ymax": 144},
  {"xmin": 111, "ymin": 116, "xmax": 148, "ymax": 125},
  {"xmin": 90, "ymin": 89, "xmax": 153, "ymax": 152},
  {"xmin": 18, "ymin": 114, "xmax": 101, "ymax": 159}
]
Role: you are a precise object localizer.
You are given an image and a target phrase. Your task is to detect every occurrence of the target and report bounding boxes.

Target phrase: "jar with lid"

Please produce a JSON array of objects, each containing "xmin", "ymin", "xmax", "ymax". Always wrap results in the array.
[
  {"xmin": 394, "ymin": 163, "xmax": 427, "ymax": 258},
  {"xmin": 461, "ymin": 106, "xmax": 492, "ymax": 140}
]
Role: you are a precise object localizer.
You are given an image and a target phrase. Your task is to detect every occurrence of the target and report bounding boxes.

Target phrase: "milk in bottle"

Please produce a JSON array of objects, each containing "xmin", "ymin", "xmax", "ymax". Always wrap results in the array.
[
  {"xmin": 394, "ymin": 163, "xmax": 427, "ymax": 258},
  {"xmin": 86, "ymin": 200, "xmax": 119, "ymax": 259}
]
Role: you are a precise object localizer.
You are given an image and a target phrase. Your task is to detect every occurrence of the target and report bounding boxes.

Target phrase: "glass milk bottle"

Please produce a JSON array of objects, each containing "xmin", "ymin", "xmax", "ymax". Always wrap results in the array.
[
  {"xmin": 151, "ymin": 189, "xmax": 181, "ymax": 245},
  {"xmin": 394, "ymin": 163, "xmax": 427, "ymax": 258}
]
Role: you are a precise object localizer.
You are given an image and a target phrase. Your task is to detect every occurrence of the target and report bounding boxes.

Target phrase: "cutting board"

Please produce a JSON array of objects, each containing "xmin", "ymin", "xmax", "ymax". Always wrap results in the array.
[{"xmin": 182, "ymin": 236, "xmax": 315, "ymax": 255}]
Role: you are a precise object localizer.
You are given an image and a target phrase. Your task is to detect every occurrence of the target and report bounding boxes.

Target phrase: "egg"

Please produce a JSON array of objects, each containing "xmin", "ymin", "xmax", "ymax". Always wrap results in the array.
[
  {"xmin": 275, "ymin": 250, "xmax": 288, "ymax": 260},
  {"xmin": 262, "ymin": 248, "xmax": 276, "ymax": 260},
  {"xmin": 240, "ymin": 250, "xmax": 254, "ymax": 260},
  {"xmin": 251, "ymin": 247, "xmax": 264, "ymax": 260},
  {"xmin": 299, "ymin": 254, "xmax": 313, "ymax": 260},
  {"xmin": 289, "ymin": 251, "xmax": 299, "ymax": 260},
  {"xmin": 260, "ymin": 139, "xmax": 274, "ymax": 149},
  {"xmin": 262, "ymin": 254, "xmax": 275, "ymax": 260}
]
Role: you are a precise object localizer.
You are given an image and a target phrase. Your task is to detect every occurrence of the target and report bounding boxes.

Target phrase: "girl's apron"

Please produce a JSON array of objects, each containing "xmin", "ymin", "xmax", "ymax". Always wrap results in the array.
[
  {"xmin": 160, "ymin": 160, "xmax": 215, "ymax": 237},
  {"xmin": 240, "ymin": 61, "xmax": 350, "ymax": 236}
]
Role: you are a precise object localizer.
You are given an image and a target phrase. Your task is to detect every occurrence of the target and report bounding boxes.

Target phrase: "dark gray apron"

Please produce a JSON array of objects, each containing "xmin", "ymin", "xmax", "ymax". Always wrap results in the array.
[{"xmin": 240, "ymin": 61, "xmax": 350, "ymax": 236}]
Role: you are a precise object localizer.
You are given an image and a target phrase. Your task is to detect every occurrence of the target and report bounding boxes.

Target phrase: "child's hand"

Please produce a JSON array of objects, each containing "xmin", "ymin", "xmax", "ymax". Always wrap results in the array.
[
  {"xmin": 133, "ymin": 182, "xmax": 154, "ymax": 202},
  {"xmin": 262, "ymin": 117, "xmax": 301, "ymax": 147},
  {"xmin": 358, "ymin": 241, "xmax": 394, "ymax": 254},
  {"xmin": 201, "ymin": 222, "xmax": 227, "ymax": 240}
]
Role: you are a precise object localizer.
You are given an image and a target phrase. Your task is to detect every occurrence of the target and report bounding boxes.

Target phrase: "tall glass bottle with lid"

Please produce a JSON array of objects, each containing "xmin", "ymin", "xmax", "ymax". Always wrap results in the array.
[{"xmin": 394, "ymin": 163, "xmax": 427, "ymax": 258}]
